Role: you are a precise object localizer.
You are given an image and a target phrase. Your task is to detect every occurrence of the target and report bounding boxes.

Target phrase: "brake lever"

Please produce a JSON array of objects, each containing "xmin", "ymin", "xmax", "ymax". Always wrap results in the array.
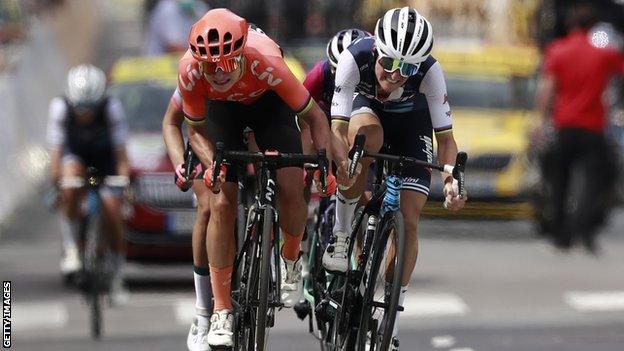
[
  {"xmin": 181, "ymin": 141, "xmax": 194, "ymax": 193},
  {"xmin": 349, "ymin": 134, "xmax": 366, "ymax": 179},
  {"xmin": 452, "ymin": 151, "xmax": 468, "ymax": 198},
  {"xmin": 317, "ymin": 149, "xmax": 328, "ymax": 192},
  {"xmin": 211, "ymin": 142, "xmax": 225, "ymax": 193}
]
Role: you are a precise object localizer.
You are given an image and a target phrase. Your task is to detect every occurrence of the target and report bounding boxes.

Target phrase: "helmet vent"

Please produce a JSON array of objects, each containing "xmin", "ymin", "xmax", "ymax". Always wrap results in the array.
[
  {"xmin": 190, "ymin": 44, "xmax": 197, "ymax": 54},
  {"xmin": 412, "ymin": 20, "xmax": 429, "ymax": 55},
  {"xmin": 224, "ymin": 32, "xmax": 232, "ymax": 43},
  {"xmin": 196, "ymin": 35, "xmax": 204, "ymax": 45},
  {"xmin": 199, "ymin": 46, "xmax": 207, "ymax": 57},
  {"xmin": 233, "ymin": 36, "xmax": 244, "ymax": 52},
  {"xmin": 402, "ymin": 10, "xmax": 417, "ymax": 55},
  {"xmin": 208, "ymin": 29, "xmax": 219, "ymax": 44}
]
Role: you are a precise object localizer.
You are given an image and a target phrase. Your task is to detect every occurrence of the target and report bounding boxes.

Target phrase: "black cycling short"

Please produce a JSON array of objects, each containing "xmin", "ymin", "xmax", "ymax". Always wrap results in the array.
[
  {"xmin": 204, "ymin": 91, "xmax": 303, "ymax": 182},
  {"xmin": 63, "ymin": 149, "xmax": 117, "ymax": 177},
  {"xmin": 351, "ymin": 94, "xmax": 433, "ymax": 196}
]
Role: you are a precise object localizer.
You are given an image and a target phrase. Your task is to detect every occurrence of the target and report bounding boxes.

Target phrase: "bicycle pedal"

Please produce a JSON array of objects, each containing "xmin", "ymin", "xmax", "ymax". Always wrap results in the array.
[{"xmin": 397, "ymin": 304, "xmax": 404, "ymax": 312}]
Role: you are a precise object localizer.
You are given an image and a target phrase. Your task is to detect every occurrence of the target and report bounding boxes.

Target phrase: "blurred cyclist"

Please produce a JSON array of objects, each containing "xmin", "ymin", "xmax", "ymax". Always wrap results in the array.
[
  {"xmin": 46, "ymin": 64, "xmax": 130, "ymax": 303},
  {"xmin": 162, "ymin": 89, "xmax": 214, "ymax": 351},
  {"xmin": 321, "ymin": 7, "xmax": 467, "ymax": 349},
  {"xmin": 177, "ymin": 9, "xmax": 342, "ymax": 348},
  {"xmin": 536, "ymin": 1, "xmax": 624, "ymax": 252}
]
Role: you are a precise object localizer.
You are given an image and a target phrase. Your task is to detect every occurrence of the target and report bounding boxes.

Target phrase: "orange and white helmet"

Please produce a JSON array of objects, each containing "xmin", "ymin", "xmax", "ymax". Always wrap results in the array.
[{"xmin": 188, "ymin": 8, "xmax": 248, "ymax": 72}]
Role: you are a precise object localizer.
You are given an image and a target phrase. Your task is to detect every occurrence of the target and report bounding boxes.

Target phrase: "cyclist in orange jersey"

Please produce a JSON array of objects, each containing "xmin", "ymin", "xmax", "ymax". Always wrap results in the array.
[{"xmin": 176, "ymin": 9, "xmax": 348, "ymax": 348}]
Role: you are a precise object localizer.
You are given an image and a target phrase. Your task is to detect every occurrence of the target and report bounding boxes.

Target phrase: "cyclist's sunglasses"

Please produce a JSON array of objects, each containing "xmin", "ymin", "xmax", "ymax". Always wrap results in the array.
[
  {"xmin": 377, "ymin": 56, "xmax": 419, "ymax": 78},
  {"xmin": 200, "ymin": 56, "xmax": 242, "ymax": 74}
]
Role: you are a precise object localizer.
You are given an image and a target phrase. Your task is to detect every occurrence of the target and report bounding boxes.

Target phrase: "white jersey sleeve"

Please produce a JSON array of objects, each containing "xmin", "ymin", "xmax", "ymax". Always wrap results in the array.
[
  {"xmin": 107, "ymin": 97, "xmax": 129, "ymax": 148},
  {"xmin": 330, "ymin": 50, "xmax": 360, "ymax": 121},
  {"xmin": 46, "ymin": 97, "xmax": 67, "ymax": 148},
  {"xmin": 419, "ymin": 61, "xmax": 453, "ymax": 133}
]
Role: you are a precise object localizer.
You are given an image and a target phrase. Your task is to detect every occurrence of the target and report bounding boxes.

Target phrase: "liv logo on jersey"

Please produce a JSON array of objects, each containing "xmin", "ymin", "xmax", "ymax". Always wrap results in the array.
[
  {"xmin": 179, "ymin": 64, "xmax": 202, "ymax": 91},
  {"xmin": 250, "ymin": 60, "xmax": 283, "ymax": 87}
]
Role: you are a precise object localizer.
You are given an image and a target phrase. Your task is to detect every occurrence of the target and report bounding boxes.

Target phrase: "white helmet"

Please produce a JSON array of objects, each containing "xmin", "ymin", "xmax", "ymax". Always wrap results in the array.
[
  {"xmin": 326, "ymin": 28, "xmax": 370, "ymax": 68},
  {"xmin": 66, "ymin": 64, "xmax": 107, "ymax": 106},
  {"xmin": 374, "ymin": 7, "xmax": 434, "ymax": 65}
]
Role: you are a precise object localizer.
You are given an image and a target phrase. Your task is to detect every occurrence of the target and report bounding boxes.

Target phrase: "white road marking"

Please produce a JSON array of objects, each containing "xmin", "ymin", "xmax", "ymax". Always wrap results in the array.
[
  {"xmin": 12, "ymin": 301, "xmax": 68, "ymax": 330},
  {"xmin": 565, "ymin": 291, "xmax": 624, "ymax": 312},
  {"xmin": 174, "ymin": 297, "xmax": 197, "ymax": 324},
  {"xmin": 431, "ymin": 334, "xmax": 457, "ymax": 348},
  {"xmin": 402, "ymin": 293, "xmax": 469, "ymax": 317}
]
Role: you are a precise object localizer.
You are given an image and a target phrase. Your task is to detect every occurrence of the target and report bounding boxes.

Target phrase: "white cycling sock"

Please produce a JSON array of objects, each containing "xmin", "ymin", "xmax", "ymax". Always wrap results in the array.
[
  {"xmin": 333, "ymin": 190, "xmax": 359, "ymax": 236},
  {"xmin": 59, "ymin": 217, "xmax": 79, "ymax": 251},
  {"xmin": 194, "ymin": 266, "xmax": 213, "ymax": 327},
  {"xmin": 392, "ymin": 284, "xmax": 409, "ymax": 338}
]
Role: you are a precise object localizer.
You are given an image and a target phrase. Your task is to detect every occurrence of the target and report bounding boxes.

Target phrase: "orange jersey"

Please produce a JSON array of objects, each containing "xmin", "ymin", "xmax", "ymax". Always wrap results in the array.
[{"xmin": 177, "ymin": 31, "xmax": 311, "ymax": 121}]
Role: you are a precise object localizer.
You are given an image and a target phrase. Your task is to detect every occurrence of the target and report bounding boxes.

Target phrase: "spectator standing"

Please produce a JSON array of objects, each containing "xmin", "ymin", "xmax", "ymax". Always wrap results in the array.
[
  {"xmin": 536, "ymin": 1, "xmax": 624, "ymax": 252},
  {"xmin": 143, "ymin": 0, "xmax": 208, "ymax": 56}
]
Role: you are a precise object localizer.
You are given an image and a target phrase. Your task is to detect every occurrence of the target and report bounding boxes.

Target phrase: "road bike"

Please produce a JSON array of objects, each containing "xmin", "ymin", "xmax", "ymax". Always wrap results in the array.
[
  {"xmin": 328, "ymin": 134, "xmax": 467, "ymax": 350},
  {"xmin": 210, "ymin": 143, "xmax": 329, "ymax": 351},
  {"xmin": 59, "ymin": 168, "xmax": 129, "ymax": 339}
]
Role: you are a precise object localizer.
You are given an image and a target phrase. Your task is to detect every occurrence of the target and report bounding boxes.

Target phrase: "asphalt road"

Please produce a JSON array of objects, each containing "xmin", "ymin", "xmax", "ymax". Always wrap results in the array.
[{"xmin": 2, "ymin": 196, "xmax": 624, "ymax": 351}]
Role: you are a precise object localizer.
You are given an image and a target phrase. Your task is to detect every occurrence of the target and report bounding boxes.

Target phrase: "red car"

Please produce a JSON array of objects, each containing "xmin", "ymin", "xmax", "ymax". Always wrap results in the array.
[{"xmin": 109, "ymin": 55, "xmax": 194, "ymax": 262}]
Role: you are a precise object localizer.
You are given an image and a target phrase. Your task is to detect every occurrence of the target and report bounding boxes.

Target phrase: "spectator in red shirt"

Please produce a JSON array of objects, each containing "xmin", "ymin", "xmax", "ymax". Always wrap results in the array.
[{"xmin": 536, "ymin": 1, "xmax": 624, "ymax": 252}]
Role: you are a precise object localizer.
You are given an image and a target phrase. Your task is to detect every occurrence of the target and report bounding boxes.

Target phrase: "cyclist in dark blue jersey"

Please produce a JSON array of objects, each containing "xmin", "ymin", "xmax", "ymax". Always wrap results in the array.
[{"xmin": 323, "ymin": 7, "xmax": 467, "ymax": 349}]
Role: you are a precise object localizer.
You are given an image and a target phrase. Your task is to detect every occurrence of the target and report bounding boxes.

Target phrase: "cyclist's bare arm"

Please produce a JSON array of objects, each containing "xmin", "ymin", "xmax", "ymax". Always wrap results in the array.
[
  {"xmin": 297, "ymin": 99, "xmax": 334, "ymax": 161},
  {"xmin": 435, "ymin": 131, "xmax": 459, "ymax": 183},
  {"xmin": 162, "ymin": 97, "xmax": 187, "ymax": 166},
  {"xmin": 115, "ymin": 148, "xmax": 130, "ymax": 177},
  {"xmin": 187, "ymin": 120, "xmax": 215, "ymax": 168},
  {"xmin": 49, "ymin": 147, "xmax": 63, "ymax": 183}
]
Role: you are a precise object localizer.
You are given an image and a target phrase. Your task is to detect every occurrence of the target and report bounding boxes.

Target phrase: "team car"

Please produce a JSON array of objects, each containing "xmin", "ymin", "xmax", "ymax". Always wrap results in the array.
[{"xmin": 424, "ymin": 44, "xmax": 540, "ymax": 218}]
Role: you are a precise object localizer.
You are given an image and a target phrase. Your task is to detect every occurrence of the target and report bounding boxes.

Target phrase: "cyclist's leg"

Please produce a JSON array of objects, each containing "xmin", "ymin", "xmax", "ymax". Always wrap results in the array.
[
  {"xmin": 379, "ymin": 105, "xmax": 434, "ymax": 342},
  {"xmin": 248, "ymin": 91, "xmax": 307, "ymax": 305},
  {"xmin": 192, "ymin": 182, "xmax": 213, "ymax": 326},
  {"xmin": 59, "ymin": 154, "xmax": 86, "ymax": 274},
  {"xmin": 207, "ymin": 183, "xmax": 238, "ymax": 310},
  {"xmin": 324, "ymin": 95, "xmax": 383, "ymax": 272},
  {"xmin": 202, "ymin": 99, "xmax": 246, "ymax": 347}
]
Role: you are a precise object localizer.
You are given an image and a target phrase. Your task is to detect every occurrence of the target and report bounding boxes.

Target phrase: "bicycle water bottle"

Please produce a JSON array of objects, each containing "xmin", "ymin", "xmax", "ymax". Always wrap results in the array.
[{"xmin": 381, "ymin": 175, "xmax": 402, "ymax": 217}]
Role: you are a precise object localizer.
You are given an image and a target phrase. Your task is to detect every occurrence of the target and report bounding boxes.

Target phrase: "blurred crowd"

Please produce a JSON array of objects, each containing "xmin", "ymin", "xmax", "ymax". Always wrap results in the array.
[{"xmin": 0, "ymin": 0, "xmax": 66, "ymax": 70}]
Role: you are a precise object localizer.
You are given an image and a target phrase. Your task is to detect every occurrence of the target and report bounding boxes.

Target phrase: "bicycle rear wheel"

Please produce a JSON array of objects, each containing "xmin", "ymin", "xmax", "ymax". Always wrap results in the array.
[{"xmin": 357, "ymin": 211, "xmax": 405, "ymax": 351}]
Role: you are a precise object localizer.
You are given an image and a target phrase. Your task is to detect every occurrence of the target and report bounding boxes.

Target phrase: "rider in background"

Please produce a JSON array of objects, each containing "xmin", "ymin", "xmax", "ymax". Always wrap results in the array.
[
  {"xmin": 162, "ymin": 89, "xmax": 214, "ymax": 351},
  {"xmin": 322, "ymin": 7, "xmax": 467, "ymax": 349},
  {"xmin": 177, "ymin": 9, "xmax": 341, "ymax": 348},
  {"xmin": 46, "ymin": 64, "xmax": 130, "ymax": 303},
  {"xmin": 536, "ymin": 1, "xmax": 624, "ymax": 252}
]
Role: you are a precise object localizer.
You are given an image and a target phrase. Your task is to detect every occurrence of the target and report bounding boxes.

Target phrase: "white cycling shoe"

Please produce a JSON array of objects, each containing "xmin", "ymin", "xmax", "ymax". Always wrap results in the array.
[
  {"xmin": 207, "ymin": 309, "xmax": 233, "ymax": 348},
  {"xmin": 60, "ymin": 246, "xmax": 81, "ymax": 276},
  {"xmin": 187, "ymin": 317, "xmax": 210, "ymax": 351},
  {"xmin": 280, "ymin": 253, "xmax": 303, "ymax": 308},
  {"xmin": 322, "ymin": 231, "xmax": 350, "ymax": 273}
]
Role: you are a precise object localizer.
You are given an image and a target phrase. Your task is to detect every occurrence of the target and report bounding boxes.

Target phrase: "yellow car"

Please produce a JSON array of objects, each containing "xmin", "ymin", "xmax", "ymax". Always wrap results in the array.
[{"xmin": 424, "ymin": 45, "xmax": 540, "ymax": 219}]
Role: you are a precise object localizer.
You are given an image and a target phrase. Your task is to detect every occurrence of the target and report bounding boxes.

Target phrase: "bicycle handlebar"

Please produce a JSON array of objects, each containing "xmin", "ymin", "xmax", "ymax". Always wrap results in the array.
[
  {"xmin": 348, "ymin": 134, "xmax": 468, "ymax": 196},
  {"xmin": 58, "ymin": 175, "xmax": 130, "ymax": 189},
  {"xmin": 212, "ymin": 142, "xmax": 330, "ymax": 192}
]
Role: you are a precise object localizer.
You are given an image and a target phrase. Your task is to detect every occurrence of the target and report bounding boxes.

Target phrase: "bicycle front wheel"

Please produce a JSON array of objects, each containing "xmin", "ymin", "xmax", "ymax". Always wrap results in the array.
[
  {"xmin": 254, "ymin": 206, "xmax": 274, "ymax": 350},
  {"xmin": 357, "ymin": 211, "xmax": 405, "ymax": 351},
  {"xmin": 83, "ymin": 213, "xmax": 104, "ymax": 339}
]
